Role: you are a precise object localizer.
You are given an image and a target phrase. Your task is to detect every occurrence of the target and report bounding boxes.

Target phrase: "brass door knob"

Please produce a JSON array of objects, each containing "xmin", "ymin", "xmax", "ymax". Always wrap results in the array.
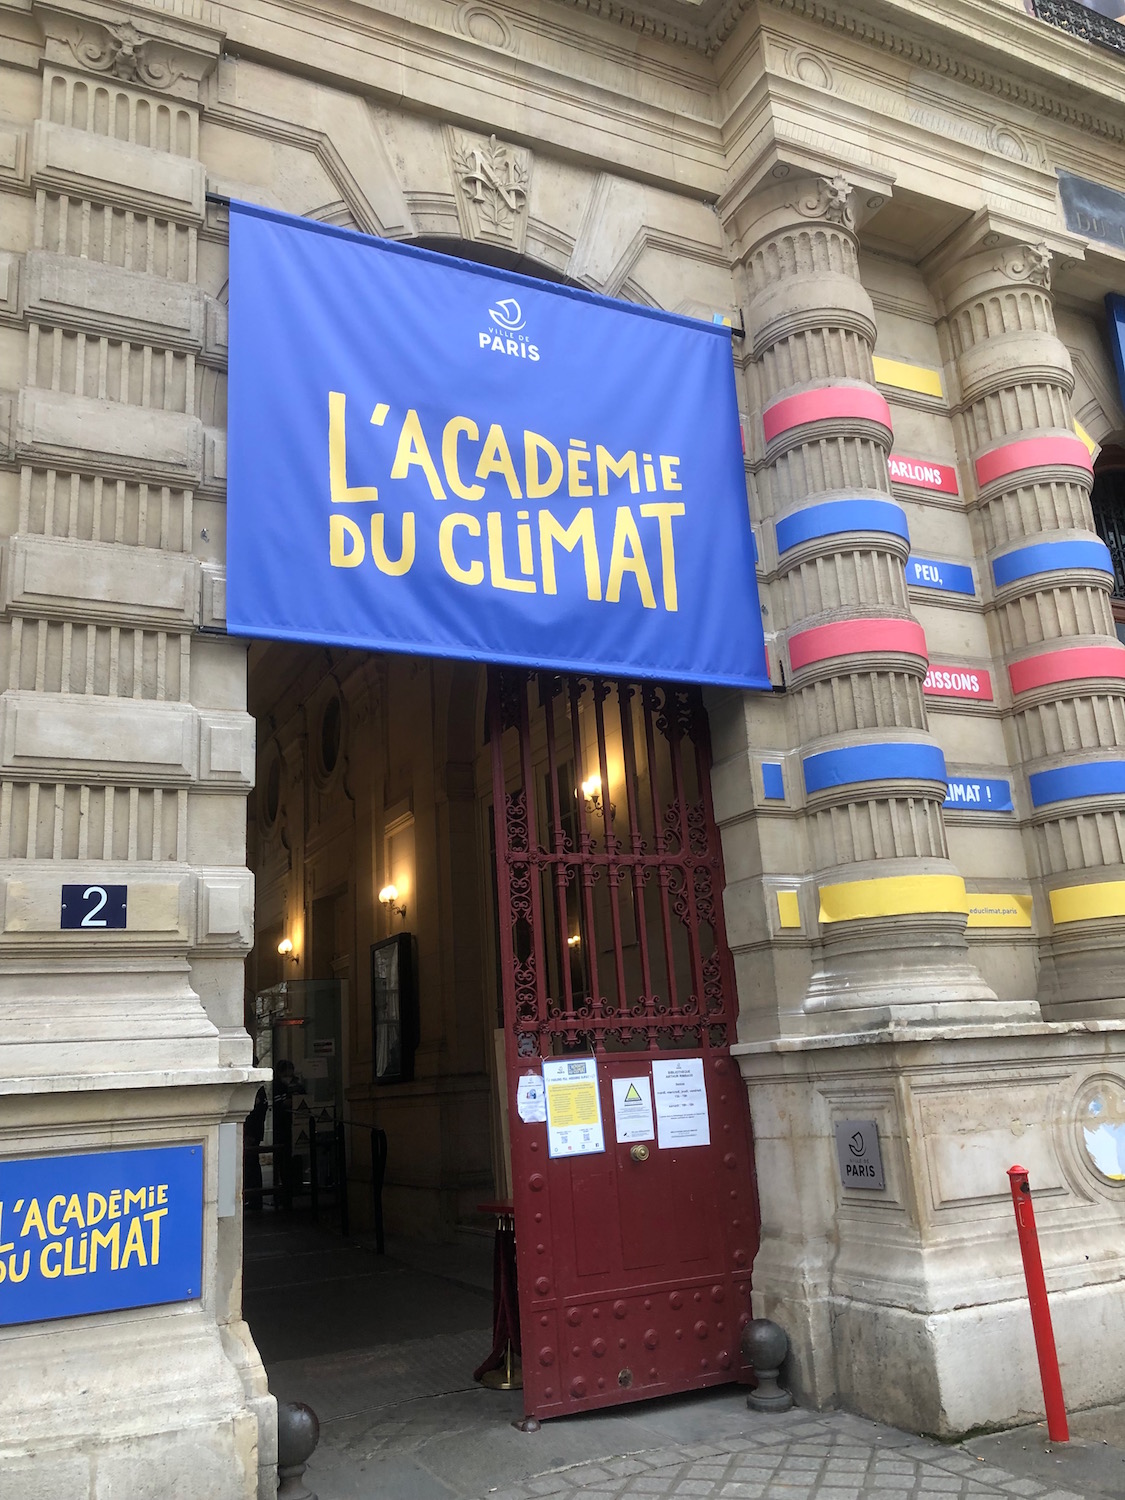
[{"xmin": 630, "ymin": 1144, "xmax": 650, "ymax": 1163}]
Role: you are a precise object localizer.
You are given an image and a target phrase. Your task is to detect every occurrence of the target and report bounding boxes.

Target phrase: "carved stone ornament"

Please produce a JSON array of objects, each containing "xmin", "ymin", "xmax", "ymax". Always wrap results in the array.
[
  {"xmin": 999, "ymin": 242, "xmax": 1052, "ymax": 289},
  {"xmin": 66, "ymin": 20, "xmax": 185, "ymax": 89},
  {"xmin": 791, "ymin": 173, "xmax": 855, "ymax": 230},
  {"xmin": 447, "ymin": 129, "xmax": 532, "ymax": 251}
]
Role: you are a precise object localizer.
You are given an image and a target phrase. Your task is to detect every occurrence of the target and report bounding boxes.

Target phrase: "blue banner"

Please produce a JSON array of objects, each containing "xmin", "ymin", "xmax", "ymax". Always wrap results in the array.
[
  {"xmin": 907, "ymin": 556, "xmax": 975, "ymax": 596},
  {"xmin": 226, "ymin": 204, "xmax": 769, "ymax": 689},
  {"xmin": 944, "ymin": 777, "xmax": 1013, "ymax": 812},
  {"xmin": 0, "ymin": 1145, "xmax": 202, "ymax": 1326}
]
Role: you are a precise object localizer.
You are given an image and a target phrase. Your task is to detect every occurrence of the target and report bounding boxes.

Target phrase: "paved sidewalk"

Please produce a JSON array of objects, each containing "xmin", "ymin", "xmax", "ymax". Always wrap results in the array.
[{"xmin": 245, "ymin": 1217, "xmax": 1119, "ymax": 1500}]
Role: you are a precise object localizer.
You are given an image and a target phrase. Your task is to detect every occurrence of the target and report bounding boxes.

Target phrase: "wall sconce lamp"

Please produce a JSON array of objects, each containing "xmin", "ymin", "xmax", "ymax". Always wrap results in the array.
[
  {"xmin": 580, "ymin": 773, "xmax": 615, "ymax": 819},
  {"xmin": 277, "ymin": 937, "xmax": 298, "ymax": 964},
  {"xmin": 379, "ymin": 883, "xmax": 407, "ymax": 922},
  {"xmin": 567, "ymin": 933, "xmax": 581, "ymax": 948}
]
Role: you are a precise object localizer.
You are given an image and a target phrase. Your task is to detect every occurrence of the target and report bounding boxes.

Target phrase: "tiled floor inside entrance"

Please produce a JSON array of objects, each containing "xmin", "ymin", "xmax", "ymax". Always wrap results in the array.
[{"xmin": 242, "ymin": 1215, "xmax": 1124, "ymax": 1500}]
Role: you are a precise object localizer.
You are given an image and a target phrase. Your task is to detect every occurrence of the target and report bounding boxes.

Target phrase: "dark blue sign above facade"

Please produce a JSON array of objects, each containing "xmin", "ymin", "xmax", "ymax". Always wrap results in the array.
[
  {"xmin": 226, "ymin": 203, "xmax": 770, "ymax": 690},
  {"xmin": 0, "ymin": 1145, "xmax": 203, "ymax": 1327}
]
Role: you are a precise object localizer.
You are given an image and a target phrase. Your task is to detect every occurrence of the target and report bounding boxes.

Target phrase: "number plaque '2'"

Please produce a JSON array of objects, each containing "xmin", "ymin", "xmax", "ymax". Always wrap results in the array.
[{"xmin": 60, "ymin": 884, "xmax": 127, "ymax": 930}]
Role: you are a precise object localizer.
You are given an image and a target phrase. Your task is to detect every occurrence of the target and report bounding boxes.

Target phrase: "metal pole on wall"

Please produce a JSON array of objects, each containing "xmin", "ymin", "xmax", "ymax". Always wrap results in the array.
[{"xmin": 1007, "ymin": 1165, "xmax": 1069, "ymax": 1443}]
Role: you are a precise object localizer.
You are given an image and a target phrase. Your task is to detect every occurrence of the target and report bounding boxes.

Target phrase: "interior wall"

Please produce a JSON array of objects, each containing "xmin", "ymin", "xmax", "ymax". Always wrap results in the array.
[{"xmin": 247, "ymin": 643, "xmax": 495, "ymax": 1238}]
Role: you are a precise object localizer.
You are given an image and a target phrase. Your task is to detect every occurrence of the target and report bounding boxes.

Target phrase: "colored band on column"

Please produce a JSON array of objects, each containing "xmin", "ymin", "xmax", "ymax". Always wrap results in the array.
[
  {"xmin": 975, "ymin": 434, "xmax": 1094, "ymax": 488},
  {"xmin": 763, "ymin": 386, "xmax": 893, "ymax": 443},
  {"xmin": 819, "ymin": 874, "xmax": 967, "ymax": 923},
  {"xmin": 1009, "ymin": 645, "xmax": 1125, "ymax": 695},
  {"xmin": 803, "ymin": 742, "xmax": 947, "ymax": 793},
  {"xmin": 788, "ymin": 618, "xmax": 927, "ymax": 671},
  {"xmin": 1029, "ymin": 760, "xmax": 1125, "ymax": 807},
  {"xmin": 775, "ymin": 499, "xmax": 909, "ymax": 555},
  {"xmin": 1049, "ymin": 881, "xmax": 1125, "ymax": 924},
  {"xmin": 992, "ymin": 539, "xmax": 1113, "ymax": 588}
]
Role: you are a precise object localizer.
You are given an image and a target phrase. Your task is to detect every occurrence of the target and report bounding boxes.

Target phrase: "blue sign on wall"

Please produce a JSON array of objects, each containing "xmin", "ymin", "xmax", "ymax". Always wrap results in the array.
[
  {"xmin": 0, "ymin": 1145, "xmax": 203, "ymax": 1327},
  {"xmin": 907, "ymin": 556, "xmax": 976, "ymax": 596},
  {"xmin": 226, "ymin": 203, "xmax": 770, "ymax": 690},
  {"xmin": 944, "ymin": 777, "xmax": 1013, "ymax": 812}
]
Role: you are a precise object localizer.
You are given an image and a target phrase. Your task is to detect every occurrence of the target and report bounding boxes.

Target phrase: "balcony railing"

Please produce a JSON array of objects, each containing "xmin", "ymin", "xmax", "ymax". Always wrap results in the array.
[{"xmin": 1030, "ymin": 0, "xmax": 1125, "ymax": 55}]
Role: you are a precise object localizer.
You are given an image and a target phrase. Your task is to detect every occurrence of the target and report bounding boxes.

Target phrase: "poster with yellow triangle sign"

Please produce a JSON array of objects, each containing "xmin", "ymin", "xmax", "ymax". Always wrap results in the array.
[{"xmin": 612, "ymin": 1075, "xmax": 655, "ymax": 1143}]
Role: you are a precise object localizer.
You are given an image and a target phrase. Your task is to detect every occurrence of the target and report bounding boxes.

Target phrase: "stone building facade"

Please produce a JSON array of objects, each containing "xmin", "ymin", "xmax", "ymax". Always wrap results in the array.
[{"xmin": 2, "ymin": 0, "xmax": 1125, "ymax": 1491}]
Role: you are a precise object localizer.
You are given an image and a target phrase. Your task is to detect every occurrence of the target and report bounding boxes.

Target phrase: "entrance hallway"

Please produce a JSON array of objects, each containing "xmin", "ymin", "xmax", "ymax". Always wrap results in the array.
[{"xmin": 244, "ymin": 1217, "xmax": 1124, "ymax": 1500}]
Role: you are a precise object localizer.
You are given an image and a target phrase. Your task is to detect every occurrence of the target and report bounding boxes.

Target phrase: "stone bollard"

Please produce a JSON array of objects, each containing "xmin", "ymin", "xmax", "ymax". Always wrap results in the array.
[
  {"xmin": 741, "ymin": 1318, "xmax": 794, "ymax": 1413},
  {"xmin": 277, "ymin": 1401, "xmax": 320, "ymax": 1500}
]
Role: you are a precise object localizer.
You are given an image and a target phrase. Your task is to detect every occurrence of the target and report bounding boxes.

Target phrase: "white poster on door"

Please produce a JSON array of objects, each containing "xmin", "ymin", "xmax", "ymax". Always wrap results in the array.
[
  {"xmin": 651, "ymin": 1057, "xmax": 710, "ymax": 1149},
  {"xmin": 543, "ymin": 1056, "xmax": 605, "ymax": 1157},
  {"xmin": 612, "ymin": 1076, "xmax": 655, "ymax": 1143}
]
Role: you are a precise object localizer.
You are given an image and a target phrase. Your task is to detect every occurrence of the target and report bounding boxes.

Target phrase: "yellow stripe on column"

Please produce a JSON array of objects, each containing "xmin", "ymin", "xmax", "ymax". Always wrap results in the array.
[
  {"xmin": 818, "ymin": 874, "xmax": 967, "ymax": 923},
  {"xmin": 965, "ymin": 893, "xmax": 1033, "ymax": 929},
  {"xmin": 1074, "ymin": 420, "xmax": 1098, "ymax": 457},
  {"xmin": 871, "ymin": 356, "xmax": 944, "ymax": 399},
  {"xmin": 1049, "ymin": 881, "xmax": 1125, "ymax": 924}
]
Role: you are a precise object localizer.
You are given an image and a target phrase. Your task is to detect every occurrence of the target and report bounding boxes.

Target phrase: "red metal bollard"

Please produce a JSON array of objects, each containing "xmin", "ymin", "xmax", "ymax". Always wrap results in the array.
[{"xmin": 1007, "ymin": 1165, "xmax": 1069, "ymax": 1443}]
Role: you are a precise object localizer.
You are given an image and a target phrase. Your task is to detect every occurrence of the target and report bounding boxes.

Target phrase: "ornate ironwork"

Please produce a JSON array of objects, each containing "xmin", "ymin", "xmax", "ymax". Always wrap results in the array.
[
  {"xmin": 1092, "ymin": 475, "xmax": 1125, "ymax": 598},
  {"xmin": 490, "ymin": 670, "xmax": 739, "ymax": 1057},
  {"xmin": 1030, "ymin": 0, "xmax": 1125, "ymax": 56}
]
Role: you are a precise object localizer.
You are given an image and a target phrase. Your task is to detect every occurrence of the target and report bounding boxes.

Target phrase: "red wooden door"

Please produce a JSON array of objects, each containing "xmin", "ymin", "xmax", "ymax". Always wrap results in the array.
[{"xmin": 489, "ymin": 671, "xmax": 760, "ymax": 1421}]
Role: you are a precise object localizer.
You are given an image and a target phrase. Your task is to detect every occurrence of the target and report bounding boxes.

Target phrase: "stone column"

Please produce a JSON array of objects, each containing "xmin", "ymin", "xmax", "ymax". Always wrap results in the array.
[
  {"xmin": 931, "ymin": 228, "xmax": 1125, "ymax": 1018},
  {"xmin": 0, "ymin": 4, "xmax": 270, "ymax": 1493},
  {"xmin": 727, "ymin": 173, "xmax": 1019, "ymax": 1028}
]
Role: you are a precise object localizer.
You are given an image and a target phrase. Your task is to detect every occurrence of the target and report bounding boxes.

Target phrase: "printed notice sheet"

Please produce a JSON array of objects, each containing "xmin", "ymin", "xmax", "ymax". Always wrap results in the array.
[
  {"xmin": 651, "ymin": 1057, "xmax": 710, "ymax": 1149},
  {"xmin": 543, "ymin": 1057, "xmax": 605, "ymax": 1158},
  {"xmin": 516, "ymin": 1071, "xmax": 546, "ymax": 1123},
  {"xmin": 611, "ymin": 1076, "xmax": 655, "ymax": 1143}
]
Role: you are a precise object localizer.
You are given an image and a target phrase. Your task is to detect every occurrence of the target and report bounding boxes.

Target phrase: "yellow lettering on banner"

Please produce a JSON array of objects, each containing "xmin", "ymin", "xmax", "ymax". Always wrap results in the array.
[
  {"xmin": 659, "ymin": 455, "xmax": 682, "ymax": 491},
  {"xmin": 63, "ymin": 1235, "xmax": 86, "ymax": 1277},
  {"xmin": 120, "ymin": 1215, "xmax": 147, "ymax": 1270},
  {"xmin": 330, "ymin": 514, "xmax": 365, "ymax": 568},
  {"xmin": 487, "ymin": 513, "xmax": 535, "ymax": 593},
  {"xmin": 439, "ymin": 514, "xmax": 484, "ymax": 586},
  {"xmin": 539, "ymin": 509, "xmax": 601, "ymax": 602},
  {"xmin": 476, "ymin": 426, "xmax": 522, "ymax": 500},
  {"xmin": 157, "ymin": 1185, "xmax": 168, "ymax": 1205},
  {"xmin": 525, "ymin": 432, "xmax": 563, "ymax": 499},
  {"xmin": 86, "ymin": 1193, "xmax": 107, "ymax": 1227},
  {"xmin": 371, "ymin": 514, "xmax": 416, "ymax": 576},
  {"xmin": 125, "ymin": 1188, "xmax": 145, "ymax": 1215},
  {"xmin": 6, "ymin": 1251, "xmax": 30, "ymax": 1283},
  {"xmin": 62, "ymin": 1194, "xmax": 84, "ymax": 1229},
  {"xmin": 390, "ymin": 409, "xmax": 447, "ymax": 500},
  {"xmin": 442, "ymin": 417, "xmax": 485, "ymax": 501},
  {"xmin": 596, "ymin": 446, "xmax": 639, "ymax": 496},
  {"xmin": 145, "ymin": 1208, "xmax": 168, "ymax": 1265},
  {"xmin": 108, "ymin": 1191, "xmax": 122, "ymax": 1219},
  {"xmin": 328, "ymin": 392, "xmax": 378, "ymax": 504},
  {"xmin": 567, "ymin": 441, "xmax": 593, "ymax": 498},
  {"xmin": 20, "ymin": 1199, "xmax": 46, "ymax": 1240},
  {"xmin": 605, "ymin": 507, "xmax": 656, "ymax": 610},
  {"xmin": 40, "ymin": 1242, "xmax": 63, "ymax": 1279},
  {"xmin": 91, "ymin": 1222, "xmax": 120, "ymax": 1272},
  {"xmin": 639, "ymin": 502, "xmax": 685, "ymax": 612},
  {"xmin": 47, "ymin": 1195, "xmax": 67, "ymax": 1236}
]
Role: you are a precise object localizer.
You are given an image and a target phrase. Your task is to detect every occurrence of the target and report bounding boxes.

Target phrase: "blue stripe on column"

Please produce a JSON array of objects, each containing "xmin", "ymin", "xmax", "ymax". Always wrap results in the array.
[
  {"xmin": 992, "ymin": 539, "xmax": 1113, "ymax": 588},
  {"xmin": 775, "ymin": 499, "xmax": 909, "ymax": 555},
  {"xmin": 1029, "ymin": 760, "xmax": 1125, "ymax": 807},
  {"xmin": 802, "ymin": 742, "xmax": 948, "ymax": 794}
]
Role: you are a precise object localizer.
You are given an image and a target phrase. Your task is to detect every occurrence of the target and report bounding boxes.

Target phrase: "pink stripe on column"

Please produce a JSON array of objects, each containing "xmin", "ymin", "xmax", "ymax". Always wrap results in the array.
[
  {"xmin": 763, "ymin": 386, "xmax": 893, "ymax": 443},
  {"xmin": 1009, "ymin": 644, "xmax": 1125, "ymax": 695},
  {"xmin": 788, "ymin": 618, "xmax": 927, "ymax": 671},
  {"xmin": 975, "ymin": 435, "xmax": 1094, "ymax": 488}
]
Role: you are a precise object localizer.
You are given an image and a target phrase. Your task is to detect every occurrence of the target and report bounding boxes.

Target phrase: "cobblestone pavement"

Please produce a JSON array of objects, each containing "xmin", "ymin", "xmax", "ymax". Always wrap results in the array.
[{"xmin": 487, "ymin": 1411, "xmax": 1090, "ymax": 1500}]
